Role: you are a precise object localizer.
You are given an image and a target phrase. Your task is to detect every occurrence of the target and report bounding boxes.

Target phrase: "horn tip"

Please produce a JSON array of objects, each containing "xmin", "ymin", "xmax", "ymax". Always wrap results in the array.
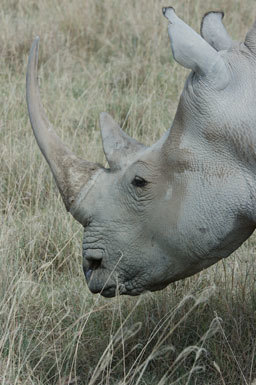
[
  {"xmin": 99, "ymin": 112, "xmax": 112, "ymax": 128},
  {"xmin": 32, "ymin": 36, "xmax": 40, "ymax": 48},
  {"xmin": 29, "ymin": 36, "xmax": 40, "ymax": 60},
  {"xmin": 99, "ymin": 112, "xmax": 106, "ymax": 126},
  {"xmin": 100, "ymin": 112, "xmax": 108, "ymax": 120}
]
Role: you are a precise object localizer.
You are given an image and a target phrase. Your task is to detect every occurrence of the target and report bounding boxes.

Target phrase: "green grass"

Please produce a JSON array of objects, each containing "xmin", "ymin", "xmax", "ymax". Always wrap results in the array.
[{"xmin": 1, "ymin": 0, "xmax": 256, "ymax": 383}]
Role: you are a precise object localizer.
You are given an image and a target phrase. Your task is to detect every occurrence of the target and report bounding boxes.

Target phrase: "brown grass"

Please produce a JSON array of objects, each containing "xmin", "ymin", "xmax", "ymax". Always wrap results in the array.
[{"xmin": 1, "ymin": 0, "xmax": 256, "ymax": 384}]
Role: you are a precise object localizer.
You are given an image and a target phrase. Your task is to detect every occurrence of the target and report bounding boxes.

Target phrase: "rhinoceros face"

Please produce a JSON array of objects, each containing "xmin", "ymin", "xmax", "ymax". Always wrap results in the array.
[
  {"xmin": 78, "ymin": 153, "xmax": 174, "ymax": 297},
  {"xmin": 27, "ymin": 8, "xmax": 256, "ymax": 297},
  {"xmin": 73, "ymin": 145, "xmax": 193, "ymax": 297}
]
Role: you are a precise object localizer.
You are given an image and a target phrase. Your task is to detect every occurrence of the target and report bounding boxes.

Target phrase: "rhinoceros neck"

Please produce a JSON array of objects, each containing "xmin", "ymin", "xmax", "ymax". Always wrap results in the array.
[
  {"xmin": 164, "ymin": 94, "xmax": 256, "ymax": 174},
  {"xmin": 160, "ymin": 98, "xmax": 256, "ymax": 225}
]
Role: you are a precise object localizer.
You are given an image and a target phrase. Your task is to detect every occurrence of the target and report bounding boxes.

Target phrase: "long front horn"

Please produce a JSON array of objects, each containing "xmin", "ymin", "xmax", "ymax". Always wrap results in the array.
[{"xmin": 26, "ymin": 37, "xmax": 101, "ymax": 211}]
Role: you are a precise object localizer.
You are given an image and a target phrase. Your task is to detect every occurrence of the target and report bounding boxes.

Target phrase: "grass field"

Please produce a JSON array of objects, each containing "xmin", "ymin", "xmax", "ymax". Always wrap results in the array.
[{"xmin": 1, "ymin": 0, "xmax": 256, "ymax": 383}]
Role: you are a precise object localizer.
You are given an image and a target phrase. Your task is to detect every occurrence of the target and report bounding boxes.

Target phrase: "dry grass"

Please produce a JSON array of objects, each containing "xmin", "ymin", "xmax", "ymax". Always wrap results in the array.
[{"xmin": 1, "ymin": 0, "xmax": 256, "ymax": 383}]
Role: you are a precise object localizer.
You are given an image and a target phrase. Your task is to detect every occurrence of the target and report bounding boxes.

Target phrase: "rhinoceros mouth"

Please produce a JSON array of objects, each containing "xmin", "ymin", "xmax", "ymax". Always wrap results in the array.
[
  {"xmin": 91, "ymin": 283, "xmax": 117, "ymax": 298},
  {"xmin": 83, "ymin": 261, "xmax": 171, "ymax": 297},
  {"xmin": 83, "ymin": 267, "xmax": 146, "ymax": 297},
  {"xmin": 86, "ymin": 279, "xmax": 124, "ymax": 297},
  {"xmin": 83, "ymin": 257, "xmax": 148, "ymax": 297},
  {"xmin": 83, "ymin": 263, "xmax": 118, "ymax": 296},
  {"xmin": 85, "ymin": 273, "xmax": 124, "ymax": 297},
  {"xmin": 99, "ymin": 284, "xmax": 145, "ymax": 298}
]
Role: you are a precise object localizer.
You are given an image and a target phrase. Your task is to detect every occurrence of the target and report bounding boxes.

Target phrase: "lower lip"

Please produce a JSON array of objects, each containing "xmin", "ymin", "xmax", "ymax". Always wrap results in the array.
[{"xmin": 100, "ymin": 287, "xmax": 117, "ymax": 298}]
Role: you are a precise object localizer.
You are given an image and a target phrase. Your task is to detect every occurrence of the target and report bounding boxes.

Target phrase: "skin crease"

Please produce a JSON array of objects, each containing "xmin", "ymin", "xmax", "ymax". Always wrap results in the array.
[{"xmin": 27, "ymin": 9, "xmax": 256, "ymax": 297}]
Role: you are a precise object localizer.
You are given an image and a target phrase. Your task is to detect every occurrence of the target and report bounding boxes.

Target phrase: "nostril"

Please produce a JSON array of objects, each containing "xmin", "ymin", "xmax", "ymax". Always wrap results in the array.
[
  {"xmin": 86, "ymin": 256, "xmax": 102, "ymax": 270},
  {"xmin": 82, "ymin": 246, "xmax": 104, "ymax": 271},
  {"xmin": 85, "ymin": 253, "xmax": 102, "ymax": 270}
]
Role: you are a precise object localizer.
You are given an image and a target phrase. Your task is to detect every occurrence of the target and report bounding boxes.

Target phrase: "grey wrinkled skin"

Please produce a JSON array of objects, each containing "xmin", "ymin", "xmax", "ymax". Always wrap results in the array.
[{"xmin": 26, "ymin": 8, "xmax": 256, "ymax": 297}]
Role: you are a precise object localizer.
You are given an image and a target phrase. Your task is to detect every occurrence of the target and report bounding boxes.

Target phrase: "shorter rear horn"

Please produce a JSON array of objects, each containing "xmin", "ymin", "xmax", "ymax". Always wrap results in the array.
[{"xmin": 100, "ymin": 112, "xmax": 146, "ymax": 169}]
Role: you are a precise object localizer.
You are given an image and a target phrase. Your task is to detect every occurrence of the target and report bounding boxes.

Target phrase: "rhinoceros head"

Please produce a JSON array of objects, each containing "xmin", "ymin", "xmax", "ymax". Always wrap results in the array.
[{"xmin": 26, "ymin": 8, "xmax": 256, "ymax": 297}]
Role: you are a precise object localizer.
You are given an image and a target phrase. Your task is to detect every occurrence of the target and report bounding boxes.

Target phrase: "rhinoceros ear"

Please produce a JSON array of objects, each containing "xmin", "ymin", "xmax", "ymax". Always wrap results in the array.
[
  {"xmin": 245, "ymin": 20, "xmax": 256, "ymax": 54},
  {"xmin": 162, "ymin": 7, "xmax": 230, "ymax": 90},
  {"xmin": 100, "ymin": 112, "xmax": 146, "ymax": 169},
  {"xmin": 200, "ymin": 11, "xmax": 234, "ymax": 51}
]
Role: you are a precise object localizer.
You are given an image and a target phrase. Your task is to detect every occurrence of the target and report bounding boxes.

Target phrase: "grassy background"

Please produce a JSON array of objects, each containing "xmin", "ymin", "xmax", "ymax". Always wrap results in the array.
[{"xmin": 1, "ymin": 0, "xmax": 256, "ymax": 383}]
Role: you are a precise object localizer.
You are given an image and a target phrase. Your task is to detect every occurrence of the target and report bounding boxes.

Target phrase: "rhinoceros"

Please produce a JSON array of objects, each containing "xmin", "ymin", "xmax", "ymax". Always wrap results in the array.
[{"xmin": 26, "ymin": 7, "xmax": 256, "ymax": 297}]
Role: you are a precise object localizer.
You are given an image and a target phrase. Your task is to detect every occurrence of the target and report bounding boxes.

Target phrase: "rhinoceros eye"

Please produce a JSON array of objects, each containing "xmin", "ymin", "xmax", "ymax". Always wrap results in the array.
[{"xmin": 132, "ymin": 176, "xmax": 148, "ymax": 188}]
